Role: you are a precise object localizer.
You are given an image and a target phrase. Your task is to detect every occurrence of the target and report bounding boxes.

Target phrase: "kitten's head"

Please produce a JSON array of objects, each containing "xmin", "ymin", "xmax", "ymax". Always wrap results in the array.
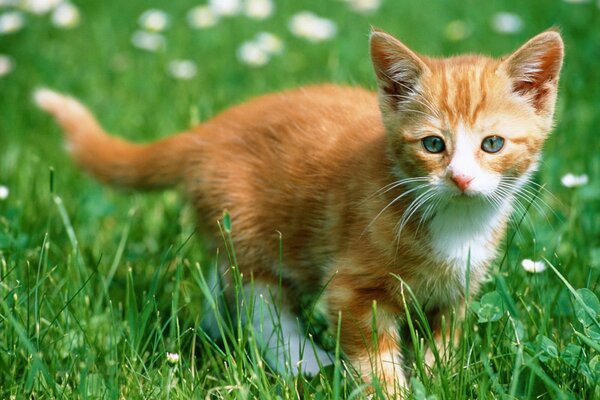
[{"xmin": 370, "ymin": 29, "xmax": 563, "ymax": 202}]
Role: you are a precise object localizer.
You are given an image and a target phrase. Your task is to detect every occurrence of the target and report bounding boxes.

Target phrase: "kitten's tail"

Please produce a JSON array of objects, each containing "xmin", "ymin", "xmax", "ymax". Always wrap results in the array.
[{"xmin": 34, "ymin": 88, "xmax": 195, "ymax": 190}]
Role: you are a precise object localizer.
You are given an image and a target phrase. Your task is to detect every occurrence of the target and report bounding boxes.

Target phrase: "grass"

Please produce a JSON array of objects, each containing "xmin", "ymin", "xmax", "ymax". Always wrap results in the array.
[{"xmin": 1, "ymin": 0, "xmax": 600, "ymax": 398}]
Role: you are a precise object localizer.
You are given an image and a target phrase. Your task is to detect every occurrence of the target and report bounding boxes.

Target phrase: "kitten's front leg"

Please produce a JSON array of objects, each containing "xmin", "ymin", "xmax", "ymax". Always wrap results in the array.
[
  {"xmin": 423, "ymin": 302, "xmax": 464, "ymax": 372},
  {"xmin": 326, "ymin": 280, "xmax": 408, "ymax": 398}
]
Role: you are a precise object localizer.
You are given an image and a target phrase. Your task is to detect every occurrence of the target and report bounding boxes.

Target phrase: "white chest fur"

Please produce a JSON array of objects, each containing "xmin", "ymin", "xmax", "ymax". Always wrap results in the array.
[{"xmin": 414, "ymin": 199, "xmax": 509, "ymax": 307}]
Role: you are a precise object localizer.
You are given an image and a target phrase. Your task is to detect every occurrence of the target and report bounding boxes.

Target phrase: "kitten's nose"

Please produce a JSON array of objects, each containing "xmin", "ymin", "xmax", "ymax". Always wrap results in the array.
[{"xmin": 451, "ymin": 173, "xmax": 474, "ymax": 192}]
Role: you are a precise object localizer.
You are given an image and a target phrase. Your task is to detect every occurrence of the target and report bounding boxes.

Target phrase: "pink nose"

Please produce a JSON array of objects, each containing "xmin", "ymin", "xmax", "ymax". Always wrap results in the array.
[{"xmin": 451, "ymin": 174, "xmax": 474, "ymax": 192}]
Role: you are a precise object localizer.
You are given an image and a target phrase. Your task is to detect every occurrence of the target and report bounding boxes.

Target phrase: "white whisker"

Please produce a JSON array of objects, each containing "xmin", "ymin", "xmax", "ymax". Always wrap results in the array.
[
  {"xmin": 395, "ymin": 188, "xmax": 437, "ymax": 240},
  {"xmin": 362, "ymin": 183, "xmax": 430, "ymax": 236},
  {"xmin": 365, "ymin": 176, "xmax": 429, "ymax": 202}
]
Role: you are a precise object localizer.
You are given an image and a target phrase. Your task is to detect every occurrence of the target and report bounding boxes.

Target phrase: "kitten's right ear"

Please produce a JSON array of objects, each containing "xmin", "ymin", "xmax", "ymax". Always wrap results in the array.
[{"xmin": 370, "ymin": 30, "xmax": 429, "ymax": 110}]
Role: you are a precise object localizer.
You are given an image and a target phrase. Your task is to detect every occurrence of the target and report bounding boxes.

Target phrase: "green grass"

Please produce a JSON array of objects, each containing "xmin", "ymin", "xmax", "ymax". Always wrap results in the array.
[{"xmin": 1, "ymin": 0, "xmax": 600, "ymax": 398}]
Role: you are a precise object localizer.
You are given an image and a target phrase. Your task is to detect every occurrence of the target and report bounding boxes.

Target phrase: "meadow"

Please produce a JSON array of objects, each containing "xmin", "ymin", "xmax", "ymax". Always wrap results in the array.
[{"xmin": 1, "ymin": 0, "xmax": 600, "ymax": 398}]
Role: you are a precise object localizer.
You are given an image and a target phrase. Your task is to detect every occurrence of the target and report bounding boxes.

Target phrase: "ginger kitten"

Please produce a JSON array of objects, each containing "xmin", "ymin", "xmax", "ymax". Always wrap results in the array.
[{"xmin": 35, "ymin": 29, "xmax": 563, "ymax": 396}]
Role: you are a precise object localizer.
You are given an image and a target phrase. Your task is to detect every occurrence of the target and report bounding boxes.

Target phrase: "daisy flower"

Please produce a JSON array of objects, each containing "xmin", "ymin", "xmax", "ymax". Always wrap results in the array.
[
  {"xmin": 21, "ymin": 0, "xmax": 61, "ymax": 15},
  {"xmin": 187, "ymin": 6, "xmax": 219, "ymax": 29},
  {"xmin": 208, "ymin": 0, "xmax": 242, "ymax": 17},
  {"xmin": 345, "ymin": 0, "xmax": 381, "ymax": 14},
  {"xmin": 0, "ymin": 185, "xmax": 9, "ymax": 200},
  {"xmin": 288, "ymin": 11, "xmax": 337, "ymax": 42},
  {"xmin": 244, "ymin": 0, "xmax": 274, "ymax": 20},
  {"xmin": 561, "ymin": 173, "xmax": 588, "ymax": 188},
  {"xmin": 521, "ymin": 259, "xmax": 546, "ymax": 273},
  {"xmin": 166, "ymin": 352, "xmax": 180, "ymax": 364},
  {"xmin": 0, "ymin": 54, "xmax": 14, "ymax": 77},
  {"xmin": 139, "ymin": 9, "xmax": 169, "ymax": 32},
  {"xmin": 237, "ymin": 41, "xmax": 269, "ymax": 67},
  {"xmin": 0, "ymin": 11, "xmax": 24, "ymax": 35},
  {"xmin": 51, "ymin": 2, "xmax": 80, "ymax": 29},
  {"xmin": 168, "ymin": 60, "xmax": 197, "ymax": 80},
  {"xmin": 131, "ymin": 30, "xmax": 166, "ymax": 52},
  {"xmin": 491, "ymin": 12, "xmax": 523, "ymax": 34}
]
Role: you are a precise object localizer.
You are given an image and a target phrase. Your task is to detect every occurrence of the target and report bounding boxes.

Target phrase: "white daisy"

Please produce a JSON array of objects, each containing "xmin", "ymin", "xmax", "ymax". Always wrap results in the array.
[
  {"xmin": 491, "ymin": 12, "xmax": 523, "ymax": 34},
  {"xmin": 346, "ymin": 0, "xmax": 381, "ymax": 14},
  {"xmin": 255, "ymin": 32, "xmax": 283, "ymax": 54},
  {"xmin": 521, "ymin": 259, "xmax": 546, "ymax": 273},
  {"xmin": 131, "ymin": 30, "xmax": 166, "ymax": 52},
  {"xmin": 138, "ymin": 9, "xmax": 169, "ymax": 32},
  {"xmin": 168, "ymin": 59, "xmax": 197, "ymax": 80},
  {"xmin": 51, "ymin": 2, "xmax": 79, "ymax": 29},
  {"xmin": 244, "ymin": 0, "xmax": 274, "ymax": 20},
  {"xmin": 187, "ymin": 6, "xmax": 219, "ymax": 29},
  {"xmin": 208, "ymin": 0, "xmax": 242, "ymax": 17},
  {"xmin": 288, "ymin": 11, "xmax": 337, "ymax": 42},
  {"xmin": 166, "ymin": 352, "xmax": 180, "ymax": 364},
  {"xmin": 561, "ymin": 173, "xmax": 589, "ymax": 188},
  {"xmin": 0, "ymin": 185, "xmax": 9, "ymax": 200},
  {"xmin": 21, "ymin": 0, "xmax": 61, "ymax": 15},
  {"xmin": 237, "ymin": 41, "xmax": 269, "ymax": 67},
  {"xmin": 0, "ymin": 11, "xmax": 24, "ymax": 35},
  {"xmin": 0, "ymin": 54, "xmax": 13, "ymax": 77}
]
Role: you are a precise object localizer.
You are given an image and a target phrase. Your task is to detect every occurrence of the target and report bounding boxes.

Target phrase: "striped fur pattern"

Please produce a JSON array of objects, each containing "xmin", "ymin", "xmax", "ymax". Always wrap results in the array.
[{"xmin": 35, "ymin": 29, "xmax": 563, "ymax": 397}]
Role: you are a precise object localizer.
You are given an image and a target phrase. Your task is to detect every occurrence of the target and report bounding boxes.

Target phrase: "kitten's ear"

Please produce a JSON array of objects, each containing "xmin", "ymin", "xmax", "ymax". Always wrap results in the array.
[
  {"xmin": 370, "ymin": 30, "xmax": 429, "ymax": 110},
  {"xmin": 501, "ymin": 29, "xmax": 564, "ymax": 116}
]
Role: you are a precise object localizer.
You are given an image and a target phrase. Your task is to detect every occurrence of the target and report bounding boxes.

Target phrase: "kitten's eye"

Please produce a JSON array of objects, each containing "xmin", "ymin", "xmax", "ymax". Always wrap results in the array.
[
  {"xmin": 422, "ymin": 136, "xmax": 446, "ymax": 154},
  {"xmin": 481, "ymin": 135, "xmax": 505, "ymax": 153}
]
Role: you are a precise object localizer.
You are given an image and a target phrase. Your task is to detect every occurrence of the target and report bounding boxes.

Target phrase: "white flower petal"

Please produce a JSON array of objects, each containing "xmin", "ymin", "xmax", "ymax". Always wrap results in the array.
[
  {"xmin": 166, "ymin": 352, "xmax": 180, "ymax": 364},
  {"xmin": 0, "ymin": 54, "xmax": 14, "ymax": 76},
  {"xmin": 51, "ymin": 2, "xmax": 79, "ymax": 29},
  {"xmin": 187, "ymin": 6, "xmax": 219, "ymax": 29},
  {"xmin": 0, "ymin": 185, "xmax": 9, "ymax": 200},
  {"xmin": 21, "ymin": 0, "xmax": 61, "ymax": 15},
  {"xmin": 131, "ymin": 30, "xmax": 166, "ymax": 52},
  {"xmin": 346, "ymin": 0, "xmax": 381, "ymax": 14},
  {"xmin": 139, "ymin": 9, "xmax": 169, "ymax": 32},
  {"xmin": 288, "ymin": 12, "xmax": 337, "ymax": 42},
  {"xmin": 521, "ymin": 259, "xmax": 547, "ymax": 273},
  {"xmin": 0, "ymin": 11, "xmax": 24, "ymax": 34},
  {"xmin": 208, "ymin": 0, "xmax": 241, "ymax": 16},
  {"xmin": 237, "ymin": 41, "xmax": 269, "ymax": 67},
  {"xmin": 168, "ymin": 59, "xmax": 197, "ymax": 80},
  {"xmin": 255, "ymin": 32, "xmax": 283, "ymax": 54},
  {"xmin": 561, "ymin": 173, "xmax": 588, "ymax": 188},
  {"xmin": 491, "ymin": 12, "xmax": 523, "ymax": 34},
  {"xmin": 244, "ymin": 0, "xmax": 274, "ymax": 20}
]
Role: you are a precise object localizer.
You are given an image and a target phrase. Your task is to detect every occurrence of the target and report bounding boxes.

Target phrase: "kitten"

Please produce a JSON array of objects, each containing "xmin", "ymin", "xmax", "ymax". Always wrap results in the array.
[{"xmin": 35, "ymin": 29, "xmax": 563, "ymax": 396}]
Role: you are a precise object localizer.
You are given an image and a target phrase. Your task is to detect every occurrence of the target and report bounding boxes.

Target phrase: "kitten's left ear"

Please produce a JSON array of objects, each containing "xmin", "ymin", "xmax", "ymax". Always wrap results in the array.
[
  {"xmin": 370, "ymin": 29, "xmax": 430, "ymax": 111},
  {"xmin": 501, "ymin": 29, "xmax": 564, "ymax": 117}
]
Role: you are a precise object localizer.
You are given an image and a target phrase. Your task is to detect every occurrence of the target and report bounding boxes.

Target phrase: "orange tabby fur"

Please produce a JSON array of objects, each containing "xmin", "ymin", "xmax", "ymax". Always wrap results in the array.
[{"xmin": 35, "ymin": 29, "xmax": 563, "ymax": 397}]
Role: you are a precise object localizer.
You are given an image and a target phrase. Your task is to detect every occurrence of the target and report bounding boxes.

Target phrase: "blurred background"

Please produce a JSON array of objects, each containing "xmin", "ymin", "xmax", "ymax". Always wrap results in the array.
[{"xmin": 0, "ymin": 0, "xmax": 599, "ymax": 398}]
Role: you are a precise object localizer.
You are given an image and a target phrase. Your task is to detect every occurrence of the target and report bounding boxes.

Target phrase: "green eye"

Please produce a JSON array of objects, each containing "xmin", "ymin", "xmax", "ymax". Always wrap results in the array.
[
  {"xmin": 422, "ymin": 136, "xmax": 446, "ymax": 154},
  {"xmin": 481, "ymin": 135, "xmax": 505, "ymax": 153}
]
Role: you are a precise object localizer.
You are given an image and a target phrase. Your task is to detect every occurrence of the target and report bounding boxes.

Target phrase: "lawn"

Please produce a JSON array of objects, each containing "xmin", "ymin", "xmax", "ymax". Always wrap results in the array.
[{"xmin": 1, "ymin": 0, "xmax": 599, "ymax": 398}]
